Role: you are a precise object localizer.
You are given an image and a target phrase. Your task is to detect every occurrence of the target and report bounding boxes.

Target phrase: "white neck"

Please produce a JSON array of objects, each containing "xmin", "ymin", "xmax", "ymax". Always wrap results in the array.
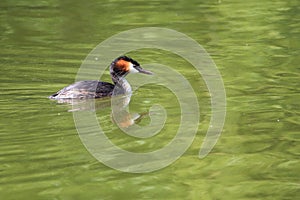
[{"xmin": 113, "ymin": 77, "xmax": 132, "ymax": 96}]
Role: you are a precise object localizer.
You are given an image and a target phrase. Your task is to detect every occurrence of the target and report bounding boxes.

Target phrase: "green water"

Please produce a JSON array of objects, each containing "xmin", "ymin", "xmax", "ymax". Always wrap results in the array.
[{"xmin": 1, "ymin": 0, "xmax": 299, "ymax": 199}]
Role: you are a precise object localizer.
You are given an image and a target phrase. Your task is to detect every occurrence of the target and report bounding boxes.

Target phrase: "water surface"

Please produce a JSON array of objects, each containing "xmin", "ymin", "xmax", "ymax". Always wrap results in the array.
[{"xmin": 0, "ymin": 0, "xmax": 299, "ymax": 199}]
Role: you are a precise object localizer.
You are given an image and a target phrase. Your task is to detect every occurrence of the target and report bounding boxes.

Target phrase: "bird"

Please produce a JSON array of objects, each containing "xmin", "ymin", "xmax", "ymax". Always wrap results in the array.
[{"xmin": 48, "ymin": 56, "xmax": 153, "ymax": 100}]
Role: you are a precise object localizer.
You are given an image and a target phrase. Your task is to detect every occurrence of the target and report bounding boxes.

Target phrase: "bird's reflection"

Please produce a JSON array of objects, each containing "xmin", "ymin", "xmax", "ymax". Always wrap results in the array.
[{"xmin": 51, "ymin": 91, "xmax": 149, "ymax": 128}]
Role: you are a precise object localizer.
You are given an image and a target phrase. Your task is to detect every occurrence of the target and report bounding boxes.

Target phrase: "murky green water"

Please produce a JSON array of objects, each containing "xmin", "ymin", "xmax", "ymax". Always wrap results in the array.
[{"xmin": 1, "ymin": 0, "xmax": 299, "ymax": 199}]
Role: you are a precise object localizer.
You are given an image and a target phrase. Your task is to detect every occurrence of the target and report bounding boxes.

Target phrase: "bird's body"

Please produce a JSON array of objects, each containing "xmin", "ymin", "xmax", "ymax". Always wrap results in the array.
[{"xmin": 49, "ymin": 56, "xmax": 152, "ymax": 100}]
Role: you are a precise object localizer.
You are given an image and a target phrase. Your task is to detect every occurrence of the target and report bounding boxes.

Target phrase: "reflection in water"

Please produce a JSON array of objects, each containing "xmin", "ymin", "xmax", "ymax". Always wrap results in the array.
[
  {"xmin": 112, "ymin": 95, "xmax": 152, "ymax": 129},
  {"xmin": 50, "ymin": 91, "xmax": 149, "ymax": 128}
]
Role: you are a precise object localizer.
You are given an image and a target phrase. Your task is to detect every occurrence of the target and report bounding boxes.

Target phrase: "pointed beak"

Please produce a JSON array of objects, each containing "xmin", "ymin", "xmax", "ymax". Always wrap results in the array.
[{"xmin": 135, "ymin": 65, "xmax": 153, "ymax": 75}]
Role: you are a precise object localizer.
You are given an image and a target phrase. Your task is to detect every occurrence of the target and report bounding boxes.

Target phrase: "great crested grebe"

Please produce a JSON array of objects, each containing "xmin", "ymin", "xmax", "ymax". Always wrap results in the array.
[{"xmin": 49, "ymin": 56, "xmax": 153, "ymax": 99}]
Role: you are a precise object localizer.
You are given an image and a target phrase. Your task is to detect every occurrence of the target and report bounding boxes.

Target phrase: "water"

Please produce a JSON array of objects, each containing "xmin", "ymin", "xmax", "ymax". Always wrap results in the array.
[{"xmin": 1, "ymin": 0, "xmax": 299, "ymax": 199}]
